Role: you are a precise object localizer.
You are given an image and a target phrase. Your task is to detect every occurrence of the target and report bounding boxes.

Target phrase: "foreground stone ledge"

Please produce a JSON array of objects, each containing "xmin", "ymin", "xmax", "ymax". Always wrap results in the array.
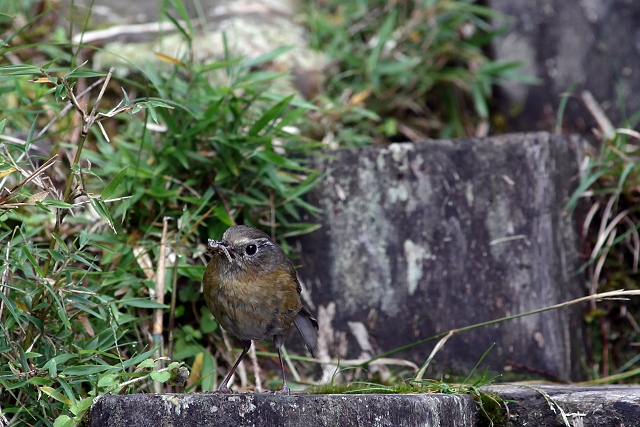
[
  {"xmin": 89, "ymin": 393, "xmax": 477, "ymax": 427},
  {"xmin": 485, "ymin": 384, "xmax": 640, "ymax": 426}
]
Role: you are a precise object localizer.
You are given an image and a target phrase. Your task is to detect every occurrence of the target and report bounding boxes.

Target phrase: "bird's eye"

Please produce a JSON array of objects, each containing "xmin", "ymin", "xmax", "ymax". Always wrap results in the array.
[{"xmin": 245, "ymin": 244, "xmax": 257, "ymax": 255}]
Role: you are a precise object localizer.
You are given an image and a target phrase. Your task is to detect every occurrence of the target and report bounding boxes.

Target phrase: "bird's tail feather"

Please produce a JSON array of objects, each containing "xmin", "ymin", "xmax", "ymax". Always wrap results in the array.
[{"xmin": 294, "ymin": 306, "xmax": 318, "ymax": 358}]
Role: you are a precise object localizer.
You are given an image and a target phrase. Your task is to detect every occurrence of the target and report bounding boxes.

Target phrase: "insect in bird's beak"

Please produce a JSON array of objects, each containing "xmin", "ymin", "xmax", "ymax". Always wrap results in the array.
[{"xmin": 207, "ymin": 238, "xmax": 234, "ymax": 263}]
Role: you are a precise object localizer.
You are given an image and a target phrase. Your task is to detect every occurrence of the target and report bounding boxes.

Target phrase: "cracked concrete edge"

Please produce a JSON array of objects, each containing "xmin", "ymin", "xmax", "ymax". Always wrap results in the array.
[
  {"xmin": 90, "ymin": 393, "xmax": 478, "ymax": 427},
  {"xmin": 485, "ymin": 384, "xmax": 640, "ymax": 427},
  {"xmin": 89, "ymin": 385, "xmax": 640, "ymax": 427}
]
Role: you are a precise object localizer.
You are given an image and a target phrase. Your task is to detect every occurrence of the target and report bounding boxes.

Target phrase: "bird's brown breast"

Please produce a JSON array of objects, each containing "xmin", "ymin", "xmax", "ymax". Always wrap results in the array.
[{"xmin": 202, "ymin": 259, "xmax": 302, "ymax": 341}]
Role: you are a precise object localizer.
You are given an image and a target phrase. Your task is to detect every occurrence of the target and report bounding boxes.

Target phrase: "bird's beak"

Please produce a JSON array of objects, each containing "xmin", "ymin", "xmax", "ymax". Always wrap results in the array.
[
  {"xmin": 206, "ymin": 239, "xmax": 234, "ymax": 263},
  {"xmin": 206, "ymin": 238, "xmax": 218, "ymax": 255}
]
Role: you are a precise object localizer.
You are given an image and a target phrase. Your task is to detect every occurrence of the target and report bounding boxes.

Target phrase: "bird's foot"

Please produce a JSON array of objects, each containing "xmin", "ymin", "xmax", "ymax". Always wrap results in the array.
[
  {"xmin": 263, "ymin": 385, "xmax": 290, "ymax": 395},
  {"xmin": 217, "ymin": 385, "xmax": 234, "ymax": 394},
  {"xmin": 274, "ymin": 386, "xmax": 290, "ymax": 395}
]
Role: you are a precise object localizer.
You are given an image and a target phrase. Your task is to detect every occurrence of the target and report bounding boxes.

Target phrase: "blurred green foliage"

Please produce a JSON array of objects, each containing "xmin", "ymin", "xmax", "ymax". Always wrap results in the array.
[{"xmin": 305, "ymin": 0, "xmax": 538, "ymax": 145}]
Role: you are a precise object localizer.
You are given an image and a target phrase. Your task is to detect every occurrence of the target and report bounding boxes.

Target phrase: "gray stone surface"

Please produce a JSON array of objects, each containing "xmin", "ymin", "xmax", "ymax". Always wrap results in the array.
[
  {"xmin": 89, "ymin": 386, "xmax": 640, "ymax": 427},
  {"xmin": 490, "ymin": 0, "xmax": 640, "ymax": 132},
  {"xmin": 485, "ymin": 384, "xmax": 640, "ymax": 426},
  {"xmin": 64, "ymin": 0, "xmax": 300, "ymax": 26},
  {"xmin": 297, "ymin": 132, "xmax": 586, "ymax": 381},
  {"xmin": 89, "ymin": 393, "xmax": 478, "ymax": 427},
  {"xmin": 62, "ymin": 0, "xmax": 326, "ymax": 99}
]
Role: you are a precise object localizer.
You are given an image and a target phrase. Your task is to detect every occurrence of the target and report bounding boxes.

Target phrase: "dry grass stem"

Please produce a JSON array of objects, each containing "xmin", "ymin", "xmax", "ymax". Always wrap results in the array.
[
  {"xmin": 489, "ymin": 234, "xmax": 527, "ymax": 246},
  {"xmin": 592, "ymin": 230, "xmax": 616, "ymax": 294},
  {"xmin": 591, "ymin": 208, "xmax": 630, "ymax": 260},
  {"xmin": 249, "ymin": 342, "xmax": 262, "ymax": 392},
  {"xmin": 281, "ymin": 345, "xmax": 301, "ymax": 383},
  {"xmin": 364, "ymin": 289, "xmax": 640, "ymax": 366},
  {"xmin": 622, "ymin": 215, "xmax": 640, "ymax": 272},
  {"xmin": 581, "ymin": 90, "xmax": 614, "ymax": 138},
  {"xmin": 71, "ymin": 20, "xmax": 185, "ymax": 44},
  {"xmin": 582, "ymin": 201, "xmax": 600, "ymax": 238},
  {"xmin": 615, "ymin": 128, "xmax": 640, "ymax": 145},
  {"xmin": 414, "ymin": 331, "xmax": 454, "ymax": 381}
]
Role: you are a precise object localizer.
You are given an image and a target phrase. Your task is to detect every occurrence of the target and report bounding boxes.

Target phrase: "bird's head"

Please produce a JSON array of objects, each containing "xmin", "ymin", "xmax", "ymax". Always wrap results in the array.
[{"xmin": 206, "ymin": 225, "xmax": 286, "ymax": 273}]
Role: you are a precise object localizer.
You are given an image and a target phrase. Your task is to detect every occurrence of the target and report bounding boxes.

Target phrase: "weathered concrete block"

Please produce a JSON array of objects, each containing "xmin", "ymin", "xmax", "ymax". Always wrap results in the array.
[
  {"xmin": 298, "ymin": 132, "xmax": 585, "ymax": 380},
  {"xmin": 486, "ymin": 385, "xmax": 640, "ymax": 426},
  {"xmin": 90, "ymin": 393, "xmax": 478, "ymax": 427},
  {"xmin": 489, "ymin": 0, "xmax": 640, "ymax": 131}
]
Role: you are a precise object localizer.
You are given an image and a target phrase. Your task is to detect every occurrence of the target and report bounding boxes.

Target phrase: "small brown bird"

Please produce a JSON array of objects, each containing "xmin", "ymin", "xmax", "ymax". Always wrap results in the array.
[{"xmin": 202, "ymin": 225, "xmax": 318, "ymax": 394}]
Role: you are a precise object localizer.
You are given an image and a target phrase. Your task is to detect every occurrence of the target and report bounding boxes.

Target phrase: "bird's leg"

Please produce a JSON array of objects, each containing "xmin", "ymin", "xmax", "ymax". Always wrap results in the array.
[
  {"xmin": 218, "ymin": 339, "xmax": 251, "ymax": 394},
  {"xmin": 273, "ymin": 336, "xmax": 290, "ymax": 395}
]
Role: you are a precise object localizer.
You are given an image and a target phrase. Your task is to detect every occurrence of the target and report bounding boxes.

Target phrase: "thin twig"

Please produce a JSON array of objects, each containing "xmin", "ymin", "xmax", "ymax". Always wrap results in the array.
[
  {"xmin": 154, "ymin": 218, "xmax": 170, "ymax": 318},
  {"xmin": 37, "ymin": 77, "xmax": 106, "ymax": 138},
  {"xmin": 152, "ymin": 217, "xmax": 170, "ymax": 393},
  {"xmin": 168, "ymin": 216, "xmax": 183, "ymax": 362},
  {"xmin": 40, "ymin": 67, "xmax": 116, "ymax": 281},
  {"xmin": 0, "ymin": 155, "xmax": 57, "ymax": 205}
]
